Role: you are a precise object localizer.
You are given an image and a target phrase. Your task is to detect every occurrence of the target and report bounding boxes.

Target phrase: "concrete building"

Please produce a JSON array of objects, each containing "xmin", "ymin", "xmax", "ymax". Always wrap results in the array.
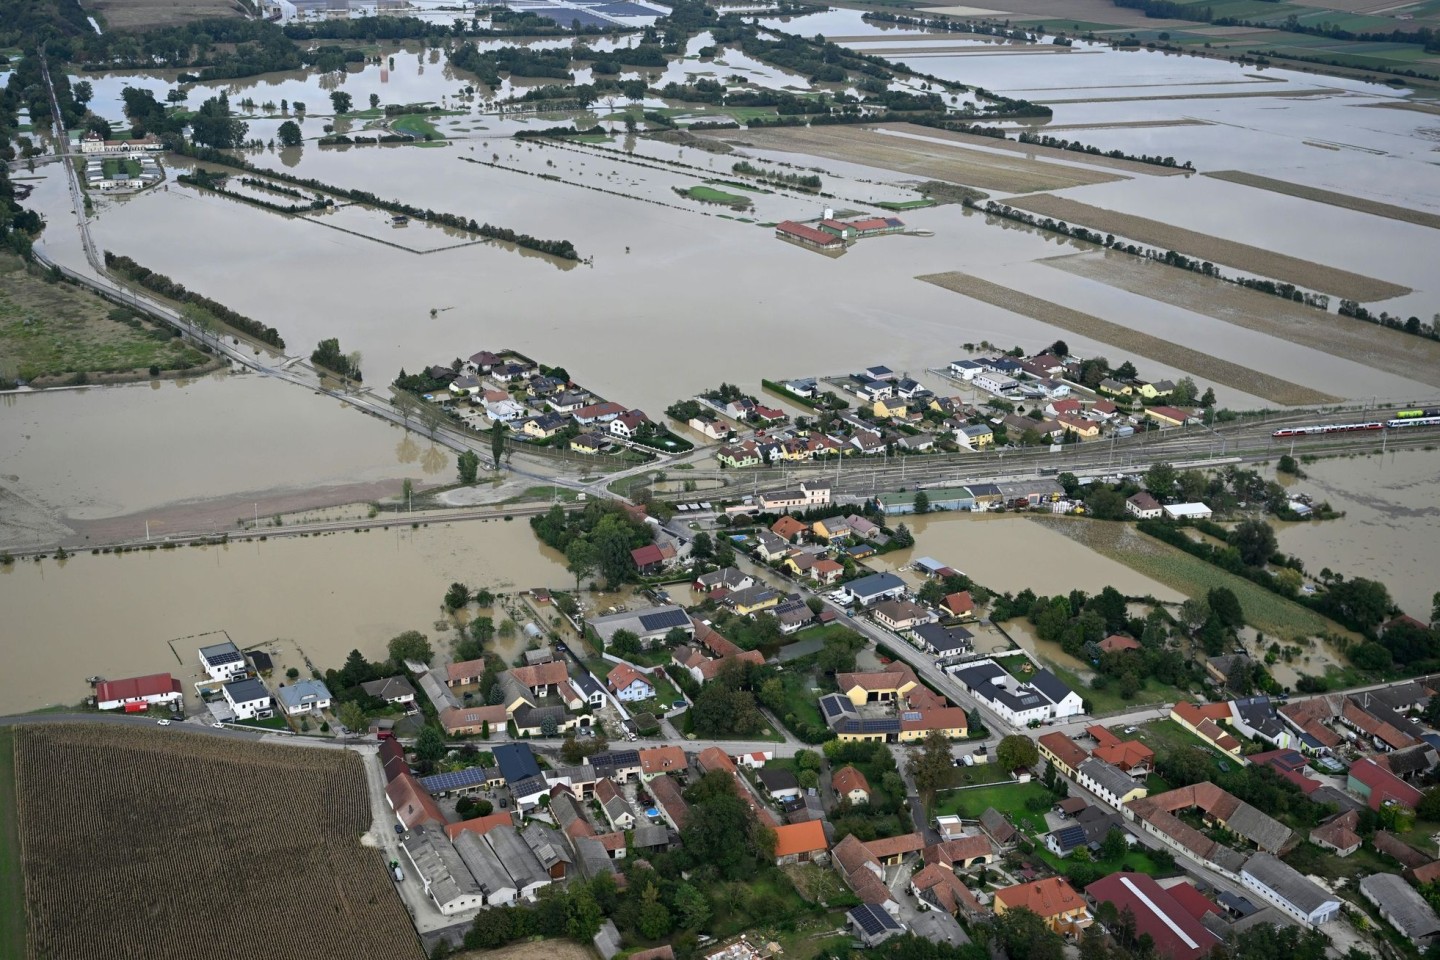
[
  {"xmin": 94, "ymin": 674, "xmax": 183, "ymax": 712},
  {"xmin": 453, "ymin": 830, "xmax": 519, "ymax": 906},
  {"xmin": 951, "ymin": 660, "xmax": 1084, "ymax": 725},
  {"xmin": 401, "ymin": 824, "xmax": 485, "ymax": 915},
  {"xmin": 222, "ymin": 677, "xmax": 272, "ymax": 720},
  {"xmin": 200, "ymin": 640, "xmax": 247, "ymax": 682},
  {"xmin": 1240, "ymin": 853, "xmax": 1341, "ymax": 927},
  {"xmin": 1359, "ymin": 873, "xmax": 1440, "ymax": 946}
]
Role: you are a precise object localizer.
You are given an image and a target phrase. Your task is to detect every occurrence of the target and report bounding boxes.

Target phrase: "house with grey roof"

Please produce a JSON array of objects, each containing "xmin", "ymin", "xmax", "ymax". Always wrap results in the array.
[
  {"xmin": 587, "ymin": 605, "xmax": 694, "ymax": 648},
  {"xmin": 361, "ymin": 675, "xmax": 417, "ymax": 705},
  {"xmin": 402, "ymin": 824, "xmax": 485, "ymax": 915},
  {"xmin": 950, "ymin": 660, "xmax": 1084, "ymax": 725},
  {"xmin": 1360, "ymin": 873, "xmax": 1440, "ymax": 945},
  {"xmin": 1240, "ymin": 853, "xmax": 1341, "ymax": 927},
  {"xmin": 632, "ymin": 822, "xmax": 670, "ymax": 852},
  {"xmin": 485, "ymin": 825, "xmax": 550, "ymax": 899},
  {"xmin": 574, "ymin": 835, "xmax": 618, "ymax": 878},
  {"xmin": 453, "ymin": 830, "xmax": 518, "ymax": 906},
  {"xmin": 222, "ymin": 677, "xmax": 273, "ymax": 720},
  {"xmin": 1077, "ymin": 757, "xmax": 1147, "ymax": 807},
  {"xmin": 522, "ymin": 822, "xmax": 573, "ymax": 880},
  {"xmin": 274, "ymin": 679, "xmax": 332, "ymax": 716},
  {"xmin": 199, "ymin": 640, "xmax": 247, "ymax": 681}
]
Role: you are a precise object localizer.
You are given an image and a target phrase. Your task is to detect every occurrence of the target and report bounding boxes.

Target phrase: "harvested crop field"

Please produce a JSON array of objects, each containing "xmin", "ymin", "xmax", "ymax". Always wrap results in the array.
[
  {"xmin": 1360, "ymin": 100, "xmax": 1440, "ymax": 117},
  {"xmin": 916, "ymin": 272, "xmax": 1340, "ymax": 405},
  {"xmin": 708, "ymin": 126, "xmax": 1123, "ymax": 192},
  {"xmin": 87, "ymin": 0, "xmax": 248, "ymax": 29},
  {"xmin": 1042, "ymin": 88, "xmax": 1342, "ymax": 103},
  {"xmin": 13, "ymin": 724, "xmax": 422, "ymax": 960},
  {"xmin": 1204, "ymin": 170, "xmax": 1440, "ymax": 230},
  {"xmin": 1042, "ymin": 250, "xmax": 1440, "ymax": 389},
  {"xmin": 874, "ymin": 122, "xmax": 1192, "ymax": 176},
  {"xmin": 1036, "ymin": 119, "xmax": 1213, "ymax": 131},
  {"xmin": 1005, "ymin": 194, "xmax": 1412, "ymax": 301},
  {"xmin": 451, "ymin": 940, "xmax": 596, "ymax": 960}
]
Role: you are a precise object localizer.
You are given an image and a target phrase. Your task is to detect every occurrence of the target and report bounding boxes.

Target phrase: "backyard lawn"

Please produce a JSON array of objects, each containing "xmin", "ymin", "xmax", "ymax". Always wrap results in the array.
[
  {"xmin": 1131, "ymin": 719, "xmax": 1235, "ymax": 778},
  {"xmin": 930, "ymin": 781, "xmax": 1054, "ymax": 833},
  {"xmin": 1048, "ymin": 664, "xmax": 1180, "ymax": 715}
]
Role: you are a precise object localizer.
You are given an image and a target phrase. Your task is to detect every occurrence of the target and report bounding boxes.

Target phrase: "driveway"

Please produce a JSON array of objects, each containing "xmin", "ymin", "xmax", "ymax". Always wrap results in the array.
[{"xmin": 886, "ymin": 857, "xmax": 968, "ymax": 946}]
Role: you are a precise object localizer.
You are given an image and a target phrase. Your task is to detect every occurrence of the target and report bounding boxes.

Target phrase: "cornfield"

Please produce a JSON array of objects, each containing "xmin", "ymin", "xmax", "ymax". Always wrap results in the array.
[{"xmin": 13, "ymin": 725, "xmax": 424, "ymax": 960}]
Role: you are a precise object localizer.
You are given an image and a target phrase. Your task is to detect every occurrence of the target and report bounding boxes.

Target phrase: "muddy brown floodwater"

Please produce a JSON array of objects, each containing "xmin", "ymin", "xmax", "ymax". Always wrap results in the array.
[
  {"xmin": 0, "ymin": 520, "xmax": 567, "ymax": 714},
  {"xmin": 862, "ymin": 512, "xmax": 1186, "ymax": 602},
  {"xmin": 1272, "ymin": 449, "xmax": 1440, "ymax": 620}
]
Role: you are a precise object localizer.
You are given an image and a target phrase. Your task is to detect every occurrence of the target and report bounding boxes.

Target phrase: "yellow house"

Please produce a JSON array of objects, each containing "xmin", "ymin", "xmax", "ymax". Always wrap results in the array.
[
  {"xmin": 1146, "ymin": 407, "xmax": 1188, "ymax": 427},
  {"xmin": 570, "ymin": 434, "xmax": 604, "ymax": 454},
  {"xmin": 1135, "ymin": 382, "xmax": 1161, "ymax": 399},
  {"xmin": 1098, "ymin": 378, "xmax": 1132, "ymax": 397},
  {"xmin": 523, "ymin": 417, "xmax": 564, "ymax": 439},
  {"xmin": 1057, "ymin": 416, "xmax": 1099, "ymax": 440},
  {"xmin": 729, "ymin": 587, "xmax": 780, "ymax": 616},
  {"xmin": 812, "ymin": 517, "xmax": 852, "ymax": 542},
  {"xmin": 872, "ymin": 398, "xmax": 907, "ymax": 419},
  {"xmin": 836, "ymin": 669, "xmax": 918, "ymax": 707},
  {"xmin": 896, "ymin": 708, "xmax": 968, "ymax": 742},
  {"xmin": 994, "ymin": 878, "xmax": 1092, "ymax": 935}
]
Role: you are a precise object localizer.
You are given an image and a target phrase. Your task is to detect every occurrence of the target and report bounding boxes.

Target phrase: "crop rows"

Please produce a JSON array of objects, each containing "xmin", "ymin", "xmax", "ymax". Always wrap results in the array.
[{"xmin": 14, "ymin": 725, "xmax": 423, "ymax": 960}]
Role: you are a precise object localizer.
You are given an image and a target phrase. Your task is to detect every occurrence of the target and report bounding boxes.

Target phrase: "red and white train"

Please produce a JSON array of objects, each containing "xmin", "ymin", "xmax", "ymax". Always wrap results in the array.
[{"xmin": 1273, "ymin": 416, "xmax": 1440, "ymax": 438}]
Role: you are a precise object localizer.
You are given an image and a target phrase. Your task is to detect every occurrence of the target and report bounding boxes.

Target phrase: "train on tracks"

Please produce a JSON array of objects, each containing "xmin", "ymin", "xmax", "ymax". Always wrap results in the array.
[{"xmin": 1273, "ymin": 415, "xmax": 1440, "ymax": 438}]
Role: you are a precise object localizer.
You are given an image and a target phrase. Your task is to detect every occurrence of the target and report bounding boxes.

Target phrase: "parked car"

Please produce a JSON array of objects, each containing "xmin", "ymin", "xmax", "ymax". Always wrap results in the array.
[
  {"xmin": 156, "ymin": 719, "xmax": 171, "ymax": 726},
  {"xmin": 393, "ymin": 823, "xmax": 404, "ymax": 835}
]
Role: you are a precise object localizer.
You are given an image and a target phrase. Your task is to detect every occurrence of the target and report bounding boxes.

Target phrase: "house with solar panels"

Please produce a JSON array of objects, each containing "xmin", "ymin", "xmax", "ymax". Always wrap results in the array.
[
  {"xmin": 199, "ymin": 640, "xmax": 247, "ymax": 682},
  {"xmin": 950, "ymin": 660, "xmax": 1084, "ymax": 725},
  {"xmin": 587, "ymin": 605, "xmax": 694, "ymax": 650},
  {"xmin": 848, "ymin": 903, "xmax": 905, "ymax": 947}
]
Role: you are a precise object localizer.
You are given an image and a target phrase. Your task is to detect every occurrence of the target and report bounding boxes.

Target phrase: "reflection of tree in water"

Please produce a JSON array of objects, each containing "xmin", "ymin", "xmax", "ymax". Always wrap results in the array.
[
  {"xmin": 395, "ymin": 434, "xmax": 421, "ymax": 464},
  {"xmin": 318, "ymin": 72, "xmax": 343, "ymax": 93},
  {"xmin": 420, "ymin": 444, "xmax": 448, "ymax": 475}
]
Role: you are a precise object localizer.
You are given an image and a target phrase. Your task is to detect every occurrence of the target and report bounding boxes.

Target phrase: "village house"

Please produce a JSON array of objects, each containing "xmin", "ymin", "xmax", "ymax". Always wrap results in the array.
[
  {"xmin": 993, "ymin": 877, "xmax": 1092, "ymax": 936},
  {"xmin": 200, "ymin": 640, "xmax": 247, "ymax": 682},
  {"xmin": 940, "ymin": 591, "xmax": 975, "ymax": 619},
  {"xmin": 1087, "ymin": 874, "xmax": 1222, "ymax": 960},
  {"xmin": 275, "ymin": 679, "xmax": 333, "ymax": 716},
  {"xmin": 1125, "ymin": 492, "xmax": 1164, "ymax": 520},
  {"xmin": 872, "ymin": 598, "xmax": 936, "ymax": 633},
  {"xmin": 951, "ymin": 660, "xmax": 1084, "ymax": 725},
  {"xmin": 223, "ymin": 677, "xmax": 273, "ymax": 720},
  {"xmin": 94, "ymin": 674, "xmax": 184, "ymax": 712},
  {"xmin": 773, "ymin": 821, "xmax": 829, "ymax": 865},
  {"xmin": 833, "ymin": 766, "xmax": 871, "ymax": 804},
  {"xmin": 1241, "ymin": 853, "xmax": 1341, "ymax": 927},
  {"xmin": 606, "ymin": 664, "xmax": 655, "ymax": 703},
  {"xmin": 362, "ymin": 676, "xmax": 417, "ymax": 705}
]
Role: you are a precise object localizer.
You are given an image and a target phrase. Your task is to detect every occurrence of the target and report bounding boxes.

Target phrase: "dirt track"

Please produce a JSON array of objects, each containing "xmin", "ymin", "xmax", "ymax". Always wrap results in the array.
[
  {"xmin": 1006, "ymin": 194, "xmax": 1412, "ymax": 302},
  {"xmin": 875, "ymin": 122, "xmax": 1193, "ymax": 176},
  {"xmin": 916, "ymin": 271, "xmax": 1341, "ymax": 405},
  {"xmin": 1204, "ymin": 170, "xmax": 1440, "ymax": 231},
  {"xmin": 1042, "ymin": 250, "xmax": 1440, "ymax": 390},
  {"xmin": 708, "ymin": 126, "xmax": 1123, "ymax": 192}
]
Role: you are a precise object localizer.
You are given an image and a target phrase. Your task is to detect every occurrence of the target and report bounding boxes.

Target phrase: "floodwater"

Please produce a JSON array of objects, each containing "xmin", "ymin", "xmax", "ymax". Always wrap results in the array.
[
  {"xmin": 863, "ymin": 512, "xmax": 1186, "ymax": 602},
  {"xmin": 1273, "ymin": 448, "xmax": 1440, "ymax": 620},
  {"xmin": 29, "ymin": 13, "xmax": 1433, "ymax": 429},
  {"xmin": 0, "ymin": 519, "xmax": 568, "ymax": 713},
  {"xmin": 0, "ymin": 374, "xmax": 443, "ymax": 545}
]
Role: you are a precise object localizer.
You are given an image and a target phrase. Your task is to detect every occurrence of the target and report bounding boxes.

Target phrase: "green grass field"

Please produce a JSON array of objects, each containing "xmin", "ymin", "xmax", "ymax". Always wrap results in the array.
[
  {"xmin": 0, "ymin": 730, "xmax": 26, "ymax": 960},
  {"xmin": 390, "ymin": 114, "xmax": 446, "ymax": 140},
  {"xmin": 1132, "ymin": 718, "xmax": 1236, "ymax": 777},
  {"xmin": 877, "ymin": 198, "xmax": 935, "ymax": 211},
  {"xmin": 684, "ymin": 185, "xmax": 752, "ymax": 206},
  {"xmin": 930, "ymin": 781, "xmax": 1053, "ymax": 833},
  {"xmin": 0, "ymin": 253, "xmax": 208, "ymax": 383},
  {"xmin": 1049, "ymin": 665, "xmax": 1179, "ymax": 716}
]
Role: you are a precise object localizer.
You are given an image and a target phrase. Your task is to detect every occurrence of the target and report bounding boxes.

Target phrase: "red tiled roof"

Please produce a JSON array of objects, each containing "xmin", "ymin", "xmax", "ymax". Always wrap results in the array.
[
  {"xmin": 1099, "ymin": 634, "xmax": 1142, "ymax": 653},
  {"xmin": 648, "ymin": 774, "xmax": 690, "ymax": 830},
  {"xmin": 639, "ymin": 746, "xmax": 686, "ymax": 776},
  {"xmin": 385, "ymin": 773, "xmax": 445, "ymax": 829},
  {"xmin": 444, "ymin": 812, "xmax": 514, "ymax": 840},
  {"xmin": 995, "ymin": 877, "xmax": 1085, "ymax": 920},
  {"xmin": 776, "ymin": 221, "xmax": 841, "ymax": 246},
  {"xmin": 848, "ymin": 217, "xmax": 893, "ymax": 231},
  {"xmin": 511, "ymin": 661, "xmax": 569, "ymax": 689},
  {"xmin": 440, "ymin": 704, "xmax": 507, "ymax": 733},
  {"xmin": 772, "ymin": 821, "xmax": 828, "ymax": 857},
  {"xmin": 863, "ymin": 833, "xmax": 925, "ymax": 859},
  {"xmin": 1350, "ymin": 757, "xmax": 1423, "ymax": 809},
  {"xmin": 95, "ymin": 673, "xmax": 180, "ymax": 703},
  {"xmin": 832, "ymin": 765, "xmax": 871, "ymax": 797},
  {"xmin": 1165, "ymin": 882, "xmax": 1221, "ymax": 921},
  {"xmin": 446, "ymin": 657, "xmax": 488, "ymax": 685},
  {"xmin": 1085, "ymin": 874, "xmax": 1220, "ymax": 960},
  {"xmin": 1039, "ymin": 732, "xmax": 1090, "ymax": 771},
  {"xmin": 631, "ymin": 544, "xmax": 665, "ymax": 567},
  {"xmin": 696, "ymin": 746, "xmax": 735, "ymax": 773},
  {"xmin": 942, "ymin": 591, "xmax": 974, "ymax": 616},
  {"xmin": 607, "ymin": 663, "xmax": 653, "ymax": 694}
]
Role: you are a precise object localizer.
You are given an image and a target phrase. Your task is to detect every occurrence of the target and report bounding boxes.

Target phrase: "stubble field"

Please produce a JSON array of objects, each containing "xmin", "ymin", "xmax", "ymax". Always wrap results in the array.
[
  {"xmin": 1005, "ymin": 194, "xmax": 1412, "ymax": 301},
  {"xmin": 710, "ymin": 125, "xmax": 1125, "ymax": 192},
  {"xmin": 12, "ymin": 724, "xmax": 423, "ymax": 960},
  {"xmin": 1041, "ymin": 250, "xmax": 1440, "ymax": 389},
  {"xmin": 874, "ymin": 122, "xmax": 1195, "ymax": 176},
  {"xmin": 85, "ymin": 0, "xmax": 248, "ymax": 30},
  {"xmin": 1202, "ymin": 170, "xmax": 1440, "ymax": 230}
]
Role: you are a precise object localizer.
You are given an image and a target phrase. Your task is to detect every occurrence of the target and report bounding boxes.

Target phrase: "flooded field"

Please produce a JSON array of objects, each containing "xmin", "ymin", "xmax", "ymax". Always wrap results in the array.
[
  {"xmin": 1274, "ymin": 449, "xmax": 1440, "ymax": 620},
  {"xmin": 861, "ymin": 511, "xmax": 1186, "ymax": 602},
  {"xmin": 0, "ymin": 519, "xmax": 568, "ymax": 714},
  {"xmin": 0, "ymin": 375, "xmax": 440, "ymax": 549}
]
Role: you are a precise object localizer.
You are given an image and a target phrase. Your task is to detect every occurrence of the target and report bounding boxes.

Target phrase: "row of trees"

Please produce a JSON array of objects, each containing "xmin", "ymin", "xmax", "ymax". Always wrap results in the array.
[
  {"xmin": 531, "ymin": 502, "xmax": 653, "ymax": 588},
  {"xmin": 103, "ymin": 252, "xmax": 285, "ymax": 348}
]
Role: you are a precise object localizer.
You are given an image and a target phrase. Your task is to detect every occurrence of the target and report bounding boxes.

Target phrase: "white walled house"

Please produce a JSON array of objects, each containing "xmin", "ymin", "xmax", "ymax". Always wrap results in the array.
[
  {"xmin": 1240, "ymin": 853, "xmax": 1341, "ymax": 927},
  {"xmin": 606, "ymin": 665, "xmax": 655, "ymax": 703},
  {"xmin": 200, "ymin": 641, "xmax": 247, "ymax": 682},
  {"xmin": 95, "ymin": 674, "xmax": 184, "ymax": 712},
  {"xmin": 275, "ymin": 679, "xmax": 333, "ymax": 716},
  {"xmin": 223, "ymin": 677, "xmax": 273, "ymax": 720}
]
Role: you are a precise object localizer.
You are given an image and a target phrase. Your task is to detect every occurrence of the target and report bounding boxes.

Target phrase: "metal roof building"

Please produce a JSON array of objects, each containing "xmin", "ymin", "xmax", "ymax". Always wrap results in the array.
[
  {"xmin": 1360, "ymin": 873, "xmax": 1440, "ymax": 945},
  {"xmin": 401, "ymin": 824, "xmax": 485, "ymax": 916}
]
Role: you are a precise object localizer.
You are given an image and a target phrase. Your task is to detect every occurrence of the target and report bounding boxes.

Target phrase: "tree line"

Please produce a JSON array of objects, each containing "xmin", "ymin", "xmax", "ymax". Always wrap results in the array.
[
  {"xmin": 173, "ymin": 142, "xmax": 579, "ymax": 260},
  {"xmin": 103, "ymin": 252, "xmax": 286, "ymax": 348}
]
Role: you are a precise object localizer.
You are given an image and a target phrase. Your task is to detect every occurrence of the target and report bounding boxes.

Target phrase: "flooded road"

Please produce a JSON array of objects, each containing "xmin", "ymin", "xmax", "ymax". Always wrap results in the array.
[
  {"xmin": 1273, "ymin": 449, "xmax": 1440, "ymax": 620},
  {"xmin": 0, "ymin": 520, "xmax": 567, "ymax": 713}
]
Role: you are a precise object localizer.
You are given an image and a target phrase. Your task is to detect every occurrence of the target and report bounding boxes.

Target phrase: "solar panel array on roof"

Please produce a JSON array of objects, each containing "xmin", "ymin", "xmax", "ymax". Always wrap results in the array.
[
  {"xmin": 418, "ymin": 766, "xmax": 493, "ymax": 793},
  {"xmin": 902, "ymin": 712, "xmax": 922, "ymax": 722},
  {"xmin": 849, "ymin": 903, "xmax": 902, "ymax": 935},
  {"xmin": 591, "ymin": 750, "xmax": 640, "ymax": 770},
  {"xmin": 1051, "ymin": 825, "xmax": 1087, "ymax": 850},
  {"xmin": 820, "ymin": 694, "xmax": 854, "ymax": 721},
  {"xmin": 638, "ymin": 608, "xmax": 691, "ymax": 632},
  {"xmin": 202, "ymin": 646, "xmax": 244, "ymax": 665}
]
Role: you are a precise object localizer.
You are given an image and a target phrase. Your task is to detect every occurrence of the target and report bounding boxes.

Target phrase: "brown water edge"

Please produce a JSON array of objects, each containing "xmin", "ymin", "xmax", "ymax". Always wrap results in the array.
[
  {"xmin": 872, "ymin": 122, "xmax": 1194, "ymax": 177},
  {"xmin": 1005, "ymin": 194, "xmax": 1412, "ymax": 301},
  {"xmin": 702, "ymin": 125, "xmax": 1125, "ymax": 193},
  {"xmin": 1359, "ymin": 101, "xmax": 1440, "ymax": 118},
  {"xmin": 1039, "ymin": 250, "xmax": 1440, "ymax": 389},
  {"xmin": 1203, "ymin": 170, "xmax": 1440, "ymax": 231},
  {"xmin": 1030, "ymin": 119, "xmax": 1214, "ymax": 131},
  {"xmin": 1040, "ymin": 88, "xmax": 1344, "ymax": 104},
  {"xmin": 917, "ymin": 271, "xmax": 1340, "ymax": 404},
  {"xmin": 0, "ymin": 520, "xmax": 570, "ymax": 714}
]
